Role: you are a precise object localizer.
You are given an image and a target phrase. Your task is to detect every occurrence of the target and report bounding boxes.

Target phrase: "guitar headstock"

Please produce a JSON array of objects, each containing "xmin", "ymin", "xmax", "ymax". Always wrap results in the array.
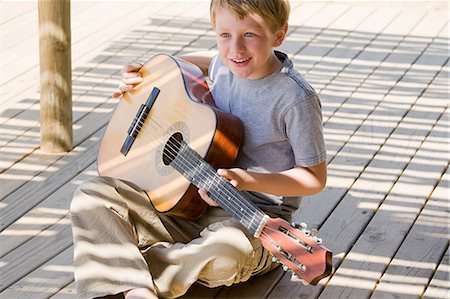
[{"xmin": 259, "ymin": 218, "xmax": 332, "ymax": 285}]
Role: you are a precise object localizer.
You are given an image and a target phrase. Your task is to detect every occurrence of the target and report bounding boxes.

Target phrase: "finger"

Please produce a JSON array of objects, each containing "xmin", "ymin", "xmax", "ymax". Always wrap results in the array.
[
  {"xmin": 123, "ymin": 76, "xmax": 143, "ymax": 85},
  {"xmin": 118, "ymin": 83, "xmax": 134, "ymax": 93},
  {"xmin": 112, "ymin": 90, "xmax": 123, "ymax": 98},
  {"xmin": 122, "ymin": 71, "xmax": 143, "ymax": 80},
  {"xmin": 198, "ymin": 188, "xmax": 219, "ymax": 207},
  {"xmin": 217, "ymin": 168, "xmax": 229, "ymax": 177},
  {"xmin": 121, "ymin": 62, "xmax": 143, "ymax": 74}
]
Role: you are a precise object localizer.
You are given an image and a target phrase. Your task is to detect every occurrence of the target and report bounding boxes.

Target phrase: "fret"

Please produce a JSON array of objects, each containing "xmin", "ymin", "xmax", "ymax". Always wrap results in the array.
[{"xmin": 170, "ymin": 140, "xmax": 266, "ymax": 235}]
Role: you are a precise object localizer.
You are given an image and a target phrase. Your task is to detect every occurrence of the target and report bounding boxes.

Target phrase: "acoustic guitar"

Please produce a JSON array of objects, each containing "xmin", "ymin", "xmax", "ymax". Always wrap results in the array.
[{"xmin": 97, "ymin": 53, "xmax": 332, "ymax": 285}]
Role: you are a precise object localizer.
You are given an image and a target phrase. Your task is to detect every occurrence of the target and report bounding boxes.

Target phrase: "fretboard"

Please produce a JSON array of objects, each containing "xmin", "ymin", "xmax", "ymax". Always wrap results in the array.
[{"xmin": 170, "ymin": 140, "xmax": 267, "ymax": 236}]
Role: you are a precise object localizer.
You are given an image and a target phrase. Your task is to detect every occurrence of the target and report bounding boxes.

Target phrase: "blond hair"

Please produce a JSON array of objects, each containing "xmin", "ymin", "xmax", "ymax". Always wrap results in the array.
[{"xmin": 210, "ymin": 0, "xmax": 290, "ymax": 32}]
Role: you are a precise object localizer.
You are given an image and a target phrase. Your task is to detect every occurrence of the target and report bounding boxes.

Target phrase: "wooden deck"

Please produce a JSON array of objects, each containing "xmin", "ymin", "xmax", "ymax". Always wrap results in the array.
[{"xmin": 0, "ymin": 1, "xmax": 448, "ymax": 298}]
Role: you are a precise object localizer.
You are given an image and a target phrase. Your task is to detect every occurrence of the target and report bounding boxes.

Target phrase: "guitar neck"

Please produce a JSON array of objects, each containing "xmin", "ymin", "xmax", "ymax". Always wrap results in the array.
[{"xmin": 170, "ymin": 140, "xmax": 267, "ymax": 236}]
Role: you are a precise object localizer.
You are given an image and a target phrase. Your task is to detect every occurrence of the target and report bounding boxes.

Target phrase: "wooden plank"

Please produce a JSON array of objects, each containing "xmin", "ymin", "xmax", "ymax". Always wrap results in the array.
[
  {"xmin": 0, "ymin": 1, "xmax": 166, "ymax": 120},
  {"xmin": 0, "ymin": 96, "xmax": 108, "ymax": 201},
  {"xmin": 2, "ymin": 1, "xmax": 145, "ymax": 89},
  {"xmin": 318, "ymin": 6, "xmax": 426, "ymax": 125},
  {"xmin": 0, "ymin": 1, "xmax": 170, "ymax": 119},
  {"xmin": 276, "ymin": 2, "xmax": 327, "ymax": 55},
  {"xmin": 269, "ymin": 10, "xmax": 449, "ymax": 299},
  {"xmin": 297, "ymin": 3, "xmax": 447, "ymax": 230},
  {"xmin": 288, "ymin": 3, "xmax": 352, "ymax": 59},
  {"xmin": 0, "ymin": 1, "xmax": 212, "ymax": 246},
  {"xmin": 0, "ymin": 4, "xmax": 210, "ymax": 202},
  {"xmin": 1, "ymin": 2, "xmax": 100, "ymax": 73},
  {"xmin": 318, "ymin": 101, "xmax": 449, "ymax": 298},
  {"xmin": 422, "ymin": 246, "xmax": 450, "ymax": 299},
  {"xmin": 50, "ymin": 281, "xmax": 76, "ymax": 299},
  {"xmin": 370, "ymin": 168, "xmax": 449, "ymax": 298},
  {"xmin": 0, "ymin": 246, "xmax": 74, "ymax": 298},
  {"xmin": 1, "ymin": 0, "xmax": 200, "ymax": 108},
  {"xmin": 0, "ymin": 1, "xmax": 207, "ymax": 170},
  {"xmin": 0, "ymin": 215, "xmax": 73, "ymax": 292},
  {"xmin": 2, "ymin": 1, "xmax": 107, "ymax": 50},
  {"xmin": 299, "ymin": 5, "xmax": 377, "ymax": 90},
  {"xmin": 0, "ymin": 2, "xmax": 446, "ymax": 298},
  {"xmin": 0, "ymin": 2, "xmax": 202, "ymax": 174},
  {"xmin": 272, "ymin": 76, "xmax": 447, "ymax": 299},
  {"xmin": 0, "ymin": 1, "xmax": 36, "ymax": 25},
  {"xmin": 0, "ymin": 158, "xmax": 96, "ymax": 257},
  {"xmin": 309, "ymin": 5, "xmax": 402, "ymax": 93},
  {"xmin": 0, "ymin": 124, "xmax": 102, "ymax": 231},
  {"xmin": 306, "ymin": 5, "xmax": 402, "ymax": 121},
  {"xmin": 217, "ymin": 268, "xmax": 285, "ymax": 298}
]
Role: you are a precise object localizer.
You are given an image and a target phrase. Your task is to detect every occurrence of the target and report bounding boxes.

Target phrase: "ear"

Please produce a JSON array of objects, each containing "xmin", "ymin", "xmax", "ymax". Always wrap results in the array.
[{"xmin": 273, "ymin": 24, "xmax": 288, "ymax": 47}]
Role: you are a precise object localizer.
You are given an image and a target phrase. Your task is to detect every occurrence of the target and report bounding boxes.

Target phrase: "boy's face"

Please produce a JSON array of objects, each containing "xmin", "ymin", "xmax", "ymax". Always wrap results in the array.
[{"xmin": 214, "ymin": 8, "xmax": 286, "ymax": 80}]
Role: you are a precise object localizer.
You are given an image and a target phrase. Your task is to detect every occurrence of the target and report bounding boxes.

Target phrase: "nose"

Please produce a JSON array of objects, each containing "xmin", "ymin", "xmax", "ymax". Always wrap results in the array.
[{"xmin": 230, "ymin": 36, "xmax": 245, "ymax": 53}]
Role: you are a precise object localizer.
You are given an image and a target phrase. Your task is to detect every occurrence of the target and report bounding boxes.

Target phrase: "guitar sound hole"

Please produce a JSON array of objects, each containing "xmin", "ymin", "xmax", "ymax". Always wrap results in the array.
[{"xmin": 162, "ymin": 132, "xmax": 183, "ymax": 165}]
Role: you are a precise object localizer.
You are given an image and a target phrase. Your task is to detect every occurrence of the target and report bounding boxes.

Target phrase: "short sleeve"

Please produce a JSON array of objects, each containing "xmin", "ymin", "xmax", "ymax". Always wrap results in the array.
[{"xmin": 284, "ymin": 93, "xmax": 326, "ymax": 167}]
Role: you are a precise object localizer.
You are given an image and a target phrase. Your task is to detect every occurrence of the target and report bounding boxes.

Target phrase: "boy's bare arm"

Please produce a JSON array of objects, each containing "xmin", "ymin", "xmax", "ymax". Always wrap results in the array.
[
  {"xmin": 199, "ymin": 162, "xmax": 327, "ymax": 206},
  {"xmin": 221, "ymin": 162, "xmax": 327, "ymax": 197}
]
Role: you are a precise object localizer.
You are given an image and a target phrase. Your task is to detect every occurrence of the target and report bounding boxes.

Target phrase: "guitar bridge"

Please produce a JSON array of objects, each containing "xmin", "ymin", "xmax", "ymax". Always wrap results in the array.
[{"xmin": 121, "ymin": 87, "xmax": 160, "ymax": 156}]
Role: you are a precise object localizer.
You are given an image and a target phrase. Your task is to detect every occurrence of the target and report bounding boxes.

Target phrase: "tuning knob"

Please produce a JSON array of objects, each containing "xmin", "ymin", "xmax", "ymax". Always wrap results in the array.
[
  {"xmin": 291, "ymin": 222, "xmax": 308, "ymax": 230},
  {"xmin": 282, "ymin": 265, "xmax": 289, "ymax": 271},
  {"xmin": 272, "ymin": 256, "xmax": 280, "ymax": 263},
  {"xmin": 290, "ymin": 273, "xmax": 309, "ymax": 285},
  {"xmin": 310, "ymin": 228, "xmax": 318, "ymax": 237}
]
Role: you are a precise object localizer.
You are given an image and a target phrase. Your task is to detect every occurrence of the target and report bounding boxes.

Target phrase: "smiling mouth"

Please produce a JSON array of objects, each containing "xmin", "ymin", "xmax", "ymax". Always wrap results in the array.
[{"xmin": 231, "ymin": 57, "xmax": 251, "ymax": 64}]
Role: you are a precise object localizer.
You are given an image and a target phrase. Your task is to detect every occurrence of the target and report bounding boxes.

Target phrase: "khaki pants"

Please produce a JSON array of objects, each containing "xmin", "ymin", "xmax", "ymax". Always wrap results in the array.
[{"xmin": 70, "ymin": 176, "xmax": 276, "ymax": 298}]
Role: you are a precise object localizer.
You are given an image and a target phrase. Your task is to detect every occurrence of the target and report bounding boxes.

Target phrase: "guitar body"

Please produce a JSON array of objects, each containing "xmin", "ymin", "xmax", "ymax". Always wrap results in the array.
[{"xmin": 97, "ymin": 54, "xmax": 242, "ymax": 220}]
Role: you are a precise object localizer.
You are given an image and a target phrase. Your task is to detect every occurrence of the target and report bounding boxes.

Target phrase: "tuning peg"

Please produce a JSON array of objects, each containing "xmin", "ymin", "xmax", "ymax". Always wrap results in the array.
[
  {"xmin": 290, "ymin": 273, "xmax": 309, "ymax": 285},
  {"xmin": 314, "ymin": 237, "xmax": 323, "ymax": 244},
  {"xmin": 291, "ymin": 222, "xmax": 308, "ymax": 230},
  {"xmin": 310, "ymin": 228, "xmax": 318, "ymax": 237},
  {"xmin": 282, "ymin": 265, "xmax": 289, "ymax": 272},
  {"xmin": 271, "ymin": 256, "xmax": 280, "ymax": 263},
  {"xmin": 290, "ymin": 272, "xmax": 300, "ymax": 280}
]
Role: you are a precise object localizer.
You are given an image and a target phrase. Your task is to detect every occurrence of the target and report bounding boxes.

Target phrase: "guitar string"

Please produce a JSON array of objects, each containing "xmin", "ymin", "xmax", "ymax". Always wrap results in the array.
[
  {"xmin": 155, "ymin": 137, "xmax": 320, "ymax": 262},
  {"xmin": 132, "ymin": 117, "xmax": 263, "ymax": 229},
  {"xmin": 133, "ymin": 116, "xmax": 267, "ymax": 233},
  {"xmin": 130, "ymin": 117, "xmax": 316, "ymax": 274},
  {"xmin": 127, "ymin": 99, "xmax": 318, "ymax": 247},
  {"xmin": 168, "ymin": 139, "xmax": 323, "ymax": 264},
  {"xmin": 168, "ymin": 139, "xmax": 266, "ymax": 233}
]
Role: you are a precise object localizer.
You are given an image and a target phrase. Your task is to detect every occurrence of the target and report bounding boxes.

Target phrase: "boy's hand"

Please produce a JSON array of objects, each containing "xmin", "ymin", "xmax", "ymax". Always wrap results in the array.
[
  {"xmin": 198, "ymin": 168, "xmax": 253, "ymax": 207},
  {"xmin": 112, "ymin": 62, "xmax": 144, "ymax": 98},
  {"xmin": 216, "ymin": 168, "xmax": 253, "ymax": 190}
]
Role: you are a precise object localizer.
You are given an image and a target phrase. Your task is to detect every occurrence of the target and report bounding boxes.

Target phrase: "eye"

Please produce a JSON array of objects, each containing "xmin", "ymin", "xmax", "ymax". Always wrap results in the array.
[
  {"xmin": 244, "ymin": 32, "xmax": 255, "ymax": 37},
  {"xmin": 220, "ymin": 32, "xmax": 231, "ymax": 38}
]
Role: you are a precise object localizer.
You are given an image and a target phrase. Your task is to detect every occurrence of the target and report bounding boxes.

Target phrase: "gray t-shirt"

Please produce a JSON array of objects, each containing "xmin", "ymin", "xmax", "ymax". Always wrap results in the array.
[{"xmin": 208, "ymin": 51, "xmax": 326, "ymax": 220}]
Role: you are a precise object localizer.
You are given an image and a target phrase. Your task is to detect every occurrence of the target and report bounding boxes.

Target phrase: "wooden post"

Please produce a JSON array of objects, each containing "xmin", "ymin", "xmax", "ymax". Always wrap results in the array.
[{"xmin": 38, "ymin": 0, "xmax": 73, "ymax": 152}]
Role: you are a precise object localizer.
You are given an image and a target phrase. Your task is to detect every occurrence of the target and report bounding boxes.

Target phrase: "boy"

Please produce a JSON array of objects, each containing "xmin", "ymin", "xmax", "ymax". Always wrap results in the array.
[{"xmin": 70, "ymin": 0, "xmax": 327, "ymax": 298}]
